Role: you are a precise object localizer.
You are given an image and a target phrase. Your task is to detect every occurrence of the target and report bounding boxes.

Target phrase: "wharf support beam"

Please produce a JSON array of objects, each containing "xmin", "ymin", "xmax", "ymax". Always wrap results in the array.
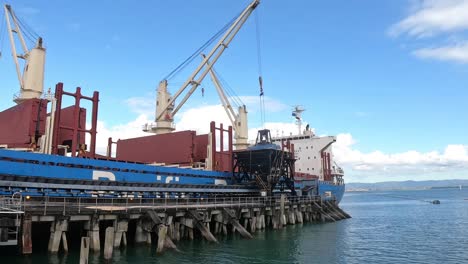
[
  {"xmin": 223, "ymin": 208, "xmax": 253, "ymax": 239},
  {"xmin": 113, "ymin": 218, "xmax": 128, "ymax": 248},
  {"xmin": 188, "ymin": 210, "xmax": 218, "ymax": 243},
  {"xmin": 48, "ymin": 217, "xmax": 69, "ymax": 253},
  {"xmin": 84, "ymin": 216, "xmax": 100, "ymax": 252}
]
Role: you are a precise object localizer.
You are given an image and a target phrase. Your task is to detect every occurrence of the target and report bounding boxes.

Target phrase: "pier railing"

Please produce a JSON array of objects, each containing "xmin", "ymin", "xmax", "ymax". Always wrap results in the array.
[
  {"xmin": 14, "ymin": 195, "xmax": 323, "ymax": 216},
  {"xmin": 0, "ymin": 197, "xmax": 23, "ymax": 214}
]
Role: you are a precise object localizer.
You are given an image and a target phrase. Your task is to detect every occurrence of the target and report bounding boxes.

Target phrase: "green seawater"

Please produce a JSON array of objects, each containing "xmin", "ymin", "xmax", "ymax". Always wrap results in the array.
[{"xmin": 3, "ymin": 188, "xmax": 468, "ymax": 263}]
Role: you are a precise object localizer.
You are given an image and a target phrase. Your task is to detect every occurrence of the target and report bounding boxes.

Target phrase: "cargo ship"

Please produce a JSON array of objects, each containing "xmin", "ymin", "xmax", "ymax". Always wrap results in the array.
[
  {"xmin": 272, "ymin": 106, "xmax": 345, "ymax": 203},
  {"xmin": 0, "ymin": 1, "xmax": 343, "ymax": 203}
]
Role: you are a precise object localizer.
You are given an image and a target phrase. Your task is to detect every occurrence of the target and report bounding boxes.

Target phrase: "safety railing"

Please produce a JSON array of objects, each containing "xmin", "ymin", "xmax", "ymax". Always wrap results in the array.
[
  {"xmin": 0, "ymin": 197, "xmax": 23, "ymax": 214},
  {"xmin": 13, "ymin": 195, "xmax": 322, "ymax": 216}
]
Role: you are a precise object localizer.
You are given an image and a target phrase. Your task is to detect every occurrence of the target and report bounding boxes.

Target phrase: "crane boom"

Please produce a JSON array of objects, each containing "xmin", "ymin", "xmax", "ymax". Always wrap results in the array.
[
  {"xmin": 4, "ymin": 4, "xmax": 46, "ymax": 104},
  {"xmin": 147, "ymin": 0, "xmax": 259, "ymax": 135},
  {"xmin": 205, "ymin": 55, "xmax": 249, "ymax": 149}
]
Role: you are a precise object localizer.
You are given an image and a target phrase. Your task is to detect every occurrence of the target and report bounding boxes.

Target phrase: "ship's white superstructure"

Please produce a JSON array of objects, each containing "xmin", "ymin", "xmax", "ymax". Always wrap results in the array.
[{"xmin": 271, "ymin": 106, "xmax": 344, "ymax": 185}]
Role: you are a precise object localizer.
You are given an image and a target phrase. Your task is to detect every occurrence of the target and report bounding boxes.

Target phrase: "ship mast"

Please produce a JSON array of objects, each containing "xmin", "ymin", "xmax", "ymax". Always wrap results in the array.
[
  {"xmin": 3, "ymin": 4, "xmax": 46, "ymax": 104},
  {"xmin": 292, "ymin": 106, "xmax": 305, "ymax": 135}
]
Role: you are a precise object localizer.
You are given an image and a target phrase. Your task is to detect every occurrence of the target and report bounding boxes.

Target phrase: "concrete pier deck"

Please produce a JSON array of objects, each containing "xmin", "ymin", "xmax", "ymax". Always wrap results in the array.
[{"xmin": 0, "ymin": 195, "xmax": 350, "ymax": 258}]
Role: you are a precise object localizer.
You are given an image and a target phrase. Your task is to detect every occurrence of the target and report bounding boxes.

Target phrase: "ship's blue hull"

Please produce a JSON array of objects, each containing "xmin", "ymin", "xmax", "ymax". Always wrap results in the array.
[{"xmin": 318, "ymin": 181, "xmax": 345, "ymax": 204}]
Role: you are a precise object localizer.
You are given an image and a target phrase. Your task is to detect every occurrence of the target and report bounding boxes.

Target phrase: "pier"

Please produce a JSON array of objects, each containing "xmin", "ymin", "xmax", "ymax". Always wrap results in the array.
[{"xmin": 0, "ymin": 195, "xmax": 349, "ymax": 259}]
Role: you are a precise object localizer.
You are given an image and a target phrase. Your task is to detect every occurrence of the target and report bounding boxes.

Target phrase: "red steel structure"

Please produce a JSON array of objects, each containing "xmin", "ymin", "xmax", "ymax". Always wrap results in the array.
[
  {"xmin": 210, "ymin": 121, "xmax": 233, "ymax": 172},
  {"xmin": 52, "ymin": 83, "xmax": 99, "ymax": 158},
  {"xmin": 0, "ymin": 98, "xmax": 48, "ymax": 149}
]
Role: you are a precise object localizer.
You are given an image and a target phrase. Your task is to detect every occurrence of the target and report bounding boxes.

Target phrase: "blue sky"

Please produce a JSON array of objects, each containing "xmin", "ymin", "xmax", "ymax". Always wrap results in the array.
[{"xmin": 1, "ymin": 0, "xmax": 468, "ymax": 182}]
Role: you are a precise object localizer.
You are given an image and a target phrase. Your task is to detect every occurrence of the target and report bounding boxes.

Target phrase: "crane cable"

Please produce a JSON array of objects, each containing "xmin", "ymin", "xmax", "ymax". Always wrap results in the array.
[
  {"xmin": 162, "ymin": 10, "xmax": 243, "ymax": 81},
  {"xmin": 255, "ymin": 9, "xmax": 265, "ymax": 128},
  {"xmin": 10, "ymin": 9, "xmax": 39, "ymax": 48},
  {"xmin": 0, "ymin": 7, "xmax": 6, "ymax": 58},
  {"xmin": 213, "ymin": 68, "xmax": 244, "ymax": 108}
]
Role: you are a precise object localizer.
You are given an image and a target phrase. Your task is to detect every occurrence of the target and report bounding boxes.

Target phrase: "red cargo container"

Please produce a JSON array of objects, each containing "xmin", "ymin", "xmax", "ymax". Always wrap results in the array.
[
  {"xmin": 56, "ymin": 106, "xmax": 86, "ymax": 149},
  {"xmin": 116, "ymin": 131, "xmax": 209, "ymax": 165},
  {"xmin": 0, "ymin": 99, "xmax": 48, "ymax": 148}
]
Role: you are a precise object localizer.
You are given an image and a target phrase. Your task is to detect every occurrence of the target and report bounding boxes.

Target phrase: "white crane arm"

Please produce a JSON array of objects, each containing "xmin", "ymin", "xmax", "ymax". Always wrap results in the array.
[
  {"xmin": 4, "ymin": 5, "xmax": 26, "ymax": 89},
  {"xmin": 4, "ymin": 4, "xmax": 46, "ymax": 103},
  {"xmin": 156, "ymin": 0, "xmax": 259, "ymax": 121},
  {"xmin": 204, "ymin": 55, "xmax": 237, "ymax": 127}
]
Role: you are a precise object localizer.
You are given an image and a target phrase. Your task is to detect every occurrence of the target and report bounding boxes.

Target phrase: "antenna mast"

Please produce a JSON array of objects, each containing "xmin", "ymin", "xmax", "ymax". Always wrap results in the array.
[{"xmin": 292, "ymin": 106, "xmax": 305, "ymax": 135}]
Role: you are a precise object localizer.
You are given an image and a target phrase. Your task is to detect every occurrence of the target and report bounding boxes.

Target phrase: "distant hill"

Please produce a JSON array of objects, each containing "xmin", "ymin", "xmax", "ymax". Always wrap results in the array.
[{"xmin": 346, "ymin": 179, "xmax": 468, "ymax": 191}]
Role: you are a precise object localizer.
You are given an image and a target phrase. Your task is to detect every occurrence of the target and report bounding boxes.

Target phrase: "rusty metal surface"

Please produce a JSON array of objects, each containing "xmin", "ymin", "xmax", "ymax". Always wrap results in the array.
[
  {"xmin": 116, "ymin": 131, "xmax": 196, "ymax": 164},
  {"xmin": 0, "ymin": 99, "xmax": 48, "ymax": 148},
  {"xmin": 56, "ymin": 106, "xmax": 86, "ymax": 147}
]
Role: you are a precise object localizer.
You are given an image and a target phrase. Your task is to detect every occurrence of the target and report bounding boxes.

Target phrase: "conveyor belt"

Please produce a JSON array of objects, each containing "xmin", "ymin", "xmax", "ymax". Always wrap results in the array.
[{"xmin": 0, "ymin": 174, "xmax": 259, "ymax": 196}]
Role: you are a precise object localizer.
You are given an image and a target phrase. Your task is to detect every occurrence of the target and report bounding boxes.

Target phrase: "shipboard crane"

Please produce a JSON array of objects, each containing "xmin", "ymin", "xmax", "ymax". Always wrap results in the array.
[
  {"xmin": 204, "ymin": 55, "xmax": 249, "ymax": 149},
  {"xmin": 3, "ymin": 4, "xmax": 46, "ymax": 104},
  {"xmin": 144, "ymin": 0, "xmax": 259, "ymax": 135}
]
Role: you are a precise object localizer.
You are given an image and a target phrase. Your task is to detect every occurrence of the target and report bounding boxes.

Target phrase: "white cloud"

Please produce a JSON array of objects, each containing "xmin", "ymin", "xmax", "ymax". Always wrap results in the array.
[
  {"xmin": 175, "ymin": 104, "xmax": 231, "ymax": 134},
  {"xmin": 125, "ymin": 95, "xmax": 155, "ymax": 116},
  {"xmin": 90, "ymin": 101, "xmax": 468, "ymax": 183},
  {"xmin": 413, "ymin": 42, "xmax": 468, "ymax": 63},
  {"xmin": 91, "ymin": 114, "xmax": 152, "ymax": 155},
  {"xmin": 333, "ymin": 133, "xmax": 468, "ymax": 182},
  {"xmin": 389, "ymin": 0, "xmax": 468, "ymax": 37}
]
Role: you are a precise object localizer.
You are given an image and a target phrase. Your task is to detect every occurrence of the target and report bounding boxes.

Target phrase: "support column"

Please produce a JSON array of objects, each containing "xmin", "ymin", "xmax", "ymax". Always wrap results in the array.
[
  {"xmin": 188, "ymin": 210, "xmax": 218, "ymax": 243},
  {"xmin": 156, "ymin": 225, "xmax": 167, "ymax": 253},
  {"xmin": 104, "ymin": 227, "xmax": 115, "ymax": 260},
  {"xmin": 21, "ymin": 214, "xmax": 32, "ymax": 254},
  {"xmin": 113, "ymin": 218, "xmax": 129, "ymax": 248},
  {"xmin": 288, "ymin": 209, "xmax": 296, "ymax": 225},
  {"xmin": 280, "ymin": 194, "xmax": 286, "ymax": 227},
  {"xmin": 223, "ymin": 208, "xmax": 253, "ymax": 239},
  {"xmin": 296, "ymin": 209, "xmax": 303, "ymax": 224},
  {"xmin": 174, "ymin": 221, "xmax": 181, "ymax": 242},
  {"xmin": 255, "ymin": 211, "xmax": 262, "ymax": 230},
  {"xmin": 84, "ymin": 216, "xmax": 100, "ymax": 251},
  {"xmin": 48, "ymin": 218, "xmax": 69, "ymax": 254},
  {"xmin": 79, "ymin": 237, "xmax": 90, "ymax": 264},
  {"xmin": 135, "ymin": 218, "xmax": 151, "ymax": 244}
]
